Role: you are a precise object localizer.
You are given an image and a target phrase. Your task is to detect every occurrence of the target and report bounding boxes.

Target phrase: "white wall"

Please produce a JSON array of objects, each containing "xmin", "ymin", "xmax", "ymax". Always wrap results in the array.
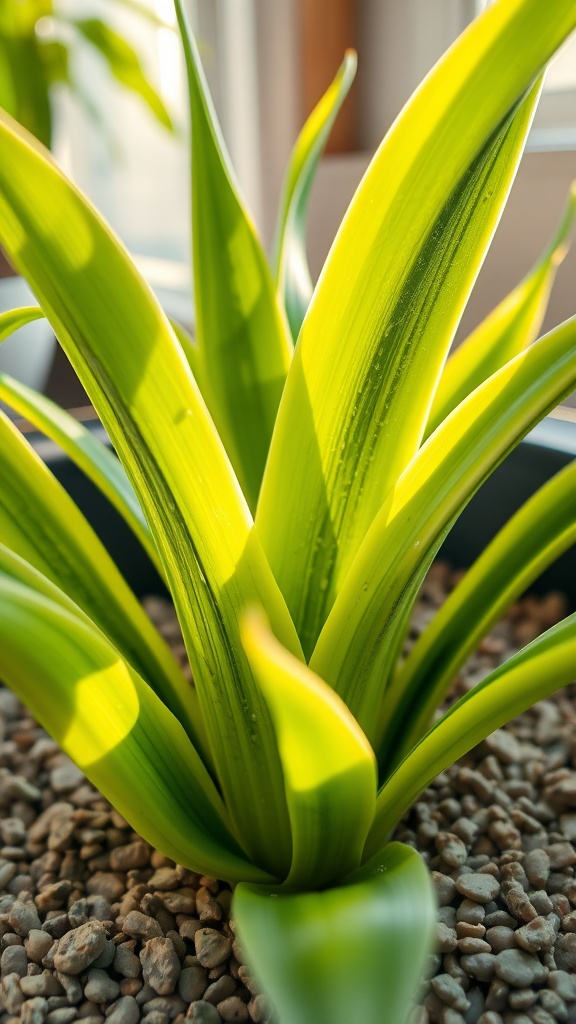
[{"xmin": 357, "ymin": 0, "xmax": 474, "ymax": 149}]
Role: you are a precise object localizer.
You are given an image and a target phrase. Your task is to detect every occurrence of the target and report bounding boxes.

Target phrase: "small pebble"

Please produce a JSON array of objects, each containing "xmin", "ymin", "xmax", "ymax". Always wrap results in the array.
[
  {"xmin": 437, "ymin": 923, "xmax": 458, "ymax": 953},
  {"xmin": 140, "ymin": 937, "xmax": 181, "ymax": 996},
  {"xmin": 187, "ymin": 1002, "xmax": 221, "ymax": 1023},
  {"xmin": 494, "ymin": 949, "xmax": 548, "ymax": 988},
  {"xmin": 433, "ymin": 873, "xmax": 457, "ymax": 907},
  {"xmin": 203, "ymin": 975, "xmax": 235, "ymax": 1005},
  {"xmin": 26, "ymin": 931, "xmax": 56, "ymax": 964},
  {"xmin": 142, "ymin": 994, "xmax": 186, "ymax": 1017},
  {"xmin": 547, "ymin": 843, "xmax": 576, "ymax": 870},
  {"xmin": 2, "ymin": 972, "xmax": 25, "ymax": 1014},
  {"xmin": 217, "ymin": 995, "xmax": 249, "ymax": 1021},
  {"xmin": 559, "ymin": 814, "xmax": 576, "ymax": 842},
  {"xmin": 109, "ymin": 843, "xmax": 150, "ymax": 872},
  {"xmin": 554, "ymin": 933, "xmax": 576, "ymax": 972},
  {"xmin": 460, "ymin": 954, "xmax": 497, "ymax": 982},
  {"xmin": 105, "ymin": 995, "xmax": 140, "ymax": 1024},
  {"xmin": 50, "ymin": 761, "xmax": 85, "ymax": 793},
  {"xmin": 194, "ymin": 930, "xmax": 232, "ymax": 969},
  {"xmin": 149, "ymin": 868, "xmax": 180, "ymax": 892},
  {"xmin": 436, "ymin": 834, "xmax": 468, "ymax": 868},
  {"xmin": 528, "ymin": 891, "xmax": 554, "ymax": 917},
  {"xmin": 539, "ymin": 989, "xmax": 568, "ymax": 1019},
  {"xmin": 504, "ymin": 889, "xmax": 538, "ymax": 923},
  {"xmin": 457, "ymin": 900, "xmax": 486, "ymax": 926},
  {"xmin": 523, "ymin": 849, "xmax": 550, "ymax": 888},
  {"xmin": 46, "ymin": 1010, "xmax": 79, "ymax": 1024},
  {"xmin": 20, "ymin": 972, "xmax": 63, "ymax": 997},
  {"xmin": 178, "ymin": 964, "xmax": 207, "ymax": 1003},
  {"xmin": 5, "ymin": 898, "xmax": 42, "ymax": 936},
  {"xmin": 53, "ymin": 922, "xmax": 107, "ymax": 974},
  {"xmin": 113, "ymin": 944, "xmax": 141, "ymax": 980},
  {"xmin": 508, "ymin": 988, "xmax": 537, "ymax": 1011},
  {"xmin": 458, "ymin": 937, "xmax": 492, "ymax": 955},
  {"xmin": 549, "ymin": 970, "xmax": 576, "ymax": 1001},
  {"xmin": 484, "ymin": 731, "xmax": 522, "ymax": 765},
  {"xmin": 455, "ymin": 875, "xmax": 500, "ymax": 904},
  {"xmin": 1, "ymin": 943, "xmax": 28, "ymax": 978},
  {"xmin": 84, "ymin": 968, "xmax": 121, "ymax": 1003},
  {"xmin": 431, "ymin": 974, "xmax": 470, "ymax": 1012},
  {"xmin": 54, "ymin": 972, "xmax": 83, "ymax": 1004},
  {"xmin": 21, "ymin": 995, "xmax": 49, "ymax": 1024},
  {"xmin": 123, "ymin": 912, "xmax": 163, "ymax": 943},
  {"xmin": 485, "ymin": 927, "xmax": 517, "ymax": 953},
  {"xmin": 515, "ymin": 916, "xmax": 557, "ymax": 953}
]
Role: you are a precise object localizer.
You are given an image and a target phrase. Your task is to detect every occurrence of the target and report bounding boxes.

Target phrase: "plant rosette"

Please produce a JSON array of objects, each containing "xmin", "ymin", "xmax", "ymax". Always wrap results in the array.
[{"xmin": 1, "ymin": 1, "xmax": 576, "ymax": 1022}]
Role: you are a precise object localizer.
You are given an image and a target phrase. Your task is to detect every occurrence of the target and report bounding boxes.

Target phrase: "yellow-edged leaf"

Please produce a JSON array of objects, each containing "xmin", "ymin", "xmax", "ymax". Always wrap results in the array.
[
  {"xmin": 426, "ymin": 180, "xmax": 576, "ymax": 436},
  {"xmin": 0, "ymin": 336, "xmax": 159, "ymax": 575},
  {"xmin": 234, "ymin": 843, "xmax": 434, "ymax": 1024},
  {"xmin": 258, "ymin": 0, "xmax": 576, "ymax": 656},
  {"xmin": 273, "ymin": 51, "xmax": 357, "ymax": 340},
  {"xmin": 0, "ymin": 566, "xmax": 270, "ymax": 884},
  {"xmin": 174, "ymin": 0, "xmax": 292, "ymax": 511},
  {"xmin": 387, "ymin": 456, "xmax": 576, "ymax": 768},
  {"xmin": 312, "ymin": 316, "xmax": 576, "ymax": 745},
  {"xmin": 0, "ymin": 110, "xmax": 302, "ymax": 875},
  {"xmin": 242, "ymin": 610, "xmax": 376, "ymax": 889},
  {"xmin": 0, "ymin": 405, "xmax": 201, "ymax": 742},
  {"xmin": 367, "ymin": 613, "xmax": 576, "ymax": 854}
]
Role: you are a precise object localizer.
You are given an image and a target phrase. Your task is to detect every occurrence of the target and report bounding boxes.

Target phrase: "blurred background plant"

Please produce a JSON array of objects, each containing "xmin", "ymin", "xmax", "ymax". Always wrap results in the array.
[
  {"xmin": 0, "ymin": 0, "xmax": 183, "ymax": 391},
  {"xmin": 0, "ymin": 0, "xmax": 174, "ymax": 151}
]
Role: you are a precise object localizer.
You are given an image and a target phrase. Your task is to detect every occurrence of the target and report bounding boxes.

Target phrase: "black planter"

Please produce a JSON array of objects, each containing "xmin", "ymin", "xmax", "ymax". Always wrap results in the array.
[
  {"xmin": 26, "ymin": 414, "xmax": 576, "ymax": 604},
  {"xmin": 27, "ymin": 421, "xmax": 165, "ymax": 599}
]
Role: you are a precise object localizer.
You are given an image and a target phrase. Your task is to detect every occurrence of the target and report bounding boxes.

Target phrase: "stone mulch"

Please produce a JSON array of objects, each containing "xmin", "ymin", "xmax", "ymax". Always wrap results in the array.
[
  {"xmin": 0, "ymin": 566, "xmax": 574, "ymax": 1023},
  {"xmin": 401, "ymin": 564, "xmax": 576, "ymax": 1024}
]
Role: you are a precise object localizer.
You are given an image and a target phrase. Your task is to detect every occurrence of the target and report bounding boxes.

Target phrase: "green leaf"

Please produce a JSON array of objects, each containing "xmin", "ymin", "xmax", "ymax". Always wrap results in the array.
[
  {"xmin": 273, "ymin": 51, "xmax": 357, "ymax": 340},
  {"xmin": 0, "ymin": 33, "xmax": 52, "ymax": 147},
  {"xmin": 387, "ymin": 456, "xmax": 576, "ymax": 769},
  {"xmin": 0, "ymin": 305, "xmax": 44, "ymax": 340},
  {"xmin": 0, "ymin": 315, "xmax": 160, "ymax": 576},
  {"xmin": 426, "ymin": 180, "xmax": 576, "ymax": 437},
  {"xmin": 311, "ymin": 315, "xmax": 576, "ymax": 746},
  {"xmin": 0, "ymin": 565, "xmax": 270, "ymax": 885},
  {"xmin": 233, "ymin": 843, "xmax": 435, "ymax": 1024},
  {"xmin": 70, "ymin": 17, "xmax": 174, "ymax": 131},
  {"xmin": 173, "ymin": 0, "xmax": 293, "ymax": 512},
  {"xmin": 258, "ymin": 0, "xmax": 576, "ymax": 657},
  {"xmin": 241, "ymin": 610, "xmax": 376, "ymax": 889},
  {"xmin": 0, "ymin": 404, "xmax": 200, "ymax": 742},
  {"xmin": 41, "ymin": 40, "xmax": 71, "ymax": 87},
  {"xmin": 167, "ymin": 315, "xmax": 205, "ymax": 395},
  {"xmin": 367, "ymin": 613, "xmax": 576, "ymax": 855},
  {"xmin": 0, "ymin": 109, "xmax": 302, "ymax": 877}
]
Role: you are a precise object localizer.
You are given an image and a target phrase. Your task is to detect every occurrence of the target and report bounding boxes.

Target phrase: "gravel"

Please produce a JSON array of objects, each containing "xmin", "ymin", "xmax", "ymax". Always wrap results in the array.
[
  {"xmin": 395, "ymin": 564, "xmax": 576, "ymax": 1024},
  {"xmin": 0, "ymin": 576, "xmax": 574, "ymax": 1022}
]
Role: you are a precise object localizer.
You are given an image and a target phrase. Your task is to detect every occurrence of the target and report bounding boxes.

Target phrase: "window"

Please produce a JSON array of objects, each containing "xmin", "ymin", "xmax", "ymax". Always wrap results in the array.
[{"xmin": 53, "ymin": 0, "xmax": 188, "ymax": 300}]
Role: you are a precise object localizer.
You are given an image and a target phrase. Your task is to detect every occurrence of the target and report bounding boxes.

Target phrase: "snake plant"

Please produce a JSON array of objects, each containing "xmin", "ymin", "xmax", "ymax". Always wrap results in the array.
[{"xmin": 0, "ymin": 1, "xmax": 576, "ymax": 1022}]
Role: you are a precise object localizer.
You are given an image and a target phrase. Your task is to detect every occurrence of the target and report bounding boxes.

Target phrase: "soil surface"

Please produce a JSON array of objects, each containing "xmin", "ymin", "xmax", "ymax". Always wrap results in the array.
[{"xmin": 0, "ymin": 565, "xmax": 574, "ymax": 1024}]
